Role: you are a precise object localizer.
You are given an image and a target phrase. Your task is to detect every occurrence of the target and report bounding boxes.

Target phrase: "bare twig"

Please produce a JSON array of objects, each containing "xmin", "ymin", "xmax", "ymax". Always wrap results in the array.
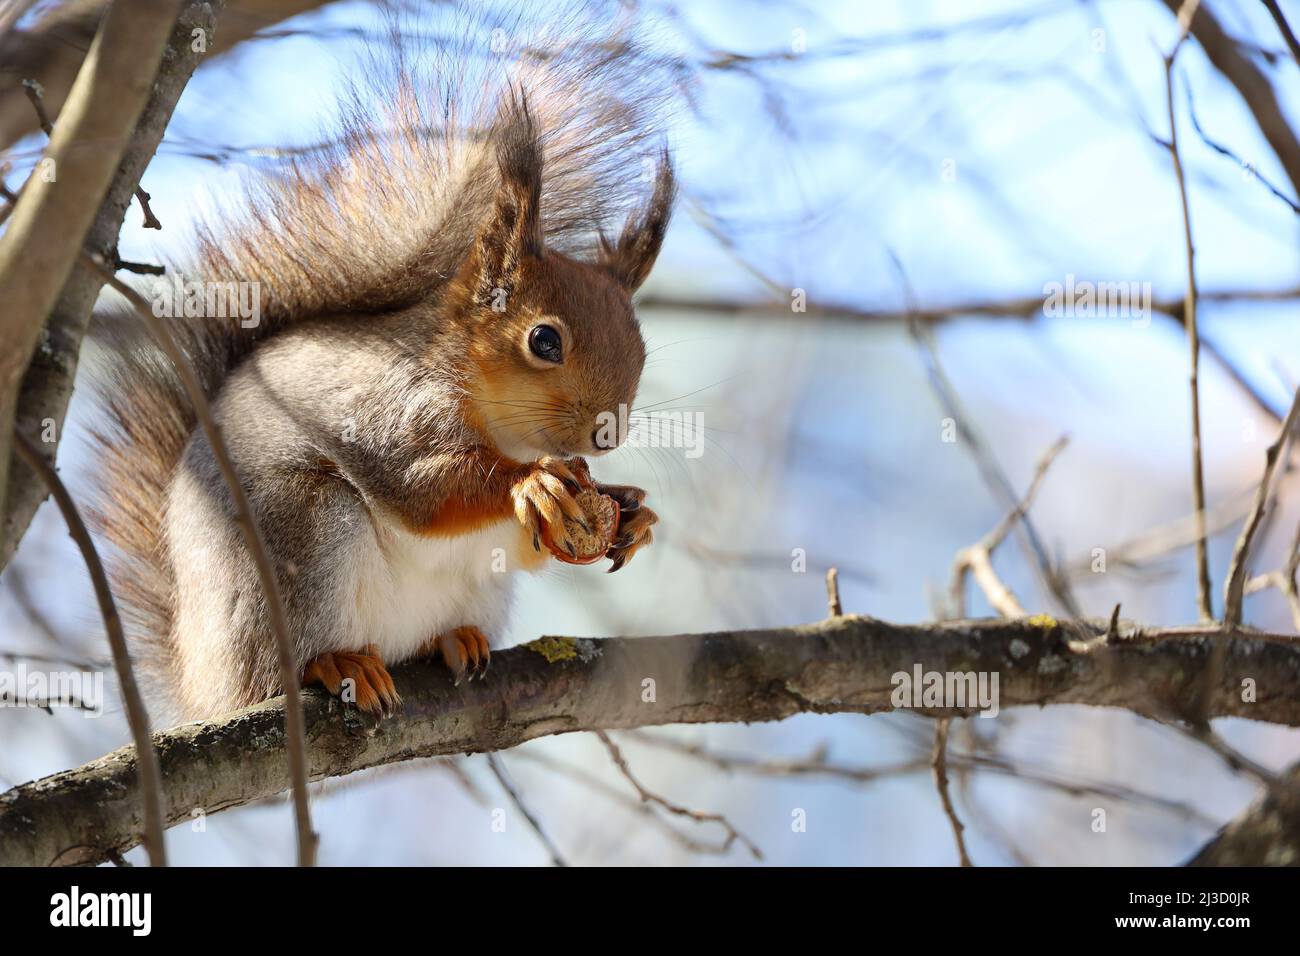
[
  {"xmin": 1262, "ymin": 0, "xmax": 1300, "ymax": 67},
  {"xmin": 1164, "ymin": 17, "xmax": 1213, "ymax": 622},
  {"xmin": 910, "ymin": 319, "xmax": 1081, "ymax": 619},
  {"xmin": 112, "ymin": 255, "xmax": 166, "ymax": 276},
  {"xmin": 950, "ymin": 435, "xmax": 1069, "ymax": 619},
  {"xmin": 1223, "ymin": 386, "xmax": 1300, "ymax": 626},
  {"xmin": 510, "ymin": 749, "xmax": 735, "ymax": 855},
  {"xmin": 11, "ymin": 430, "xmax": 166, "ymax": 867},
  {"xmin": 1163, "ymin": 0, "xmax": 1300, "ymax": 201},
  {"xmin": 825, "ymin": 566, "xmax": 842, "ymax": 617},
  {"xmin": 485, "ymin": 753, "xmax": 566, "ymax": 867},
  {"xmin": 133, "ymin": 186, "xmax": 162, "ymax": 230},
  {"xmin": 1167, "ymin": 720, "xmax": 1279, "ymax": 787},
  {"xmin": 20, "ymin": 79, "xmax": 53, "ymax": 135},
  {"xmin": 931, "ymin": 718, "xmax": 973, "ymax": 866},
  {"xmin": 594, "ymin": 731, "xmax": 762, "ymax": 859},
  {"xmin": 1243, "ymin": 514, "xmax": 1300, "ymax": 630},
  {"xmin": 1244, "ymin": 569, "xmax": 1300, "ymax": 630},
  {"xmin": 640, "ymin": 292, "xmax": 1294, "ymax": 425},
  {"xmin": 1185, "ymin": 81, "xmax": 1300, "ymax": 214},
  {"xmin": 1065, "ymin": 484, "xmax": 1257, "ymax": 580},
  {"xmin": 88, "ymin": 256, "xmax": 318, "ymax": 868}
]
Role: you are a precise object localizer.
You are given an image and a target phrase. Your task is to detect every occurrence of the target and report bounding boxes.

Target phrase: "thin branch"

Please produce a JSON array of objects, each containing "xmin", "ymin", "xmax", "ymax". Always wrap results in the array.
[
  {"xmin": 485, "ymin": 754, "xmax": 566, "ymax": 867},
  {"xmin": 1243, "ymin": 514, "xmax": 1300, "ymax": 630},
  {"xmin": 1167, "ymin": 720, "xmax": 1279, "ymax": 787},
  {"xmin": 3, "ymin": 615, "xmax": 1299, "ymax": 866},
  {"xmin": 637, "ymin": 728, "xmax": 1216, "ymax": 827},
  {"xmin": 1164, "ymin": 0, "xmax": 1300, "ymax": 200},
  {"xmin": 950, "ymin": 435, "xmax": 1069, "ymax": 619},
  {"xmin": 20, "ymin": 79, "xmax": 53, "ymax": 135},
  {"xmin": 594, "ymin": 730, "xmax": 762, "ymax": 859},
  {"xmin": 10, "ymin": 430, "xmax": 166, "ymax": 867},
  {"xmin": 825, "ymin": 566, "xmax": 842, "ymax": 617},
  {"xmin": 1185, "ymin": 78, "xmax": 1300, "ymax": 214},
  {"xmin": 87, "ymin": 256, "xmax": 318, "ymax": 868},
  {"xmin": 931, "ymin": 718, "xmax": 973, "ymax": 866},
  {"xmin": 639, "ymin": 291, "xmax": 1294, "ymax": 425},
  {"xmin": 133, "ymin": 186, "xmax": 162, "ymax": 230},
  {"xmin": 1223, "ymin": 386, "xmax": 1300, "ymax": 626},
  {"xmin": 510, "ymin": 749, "xmax": 736, "ymax": 855},
  {"xmin": 1164, "ymin": 22, "xmax": 1214, "ymax": 622},
  {"xmin": 1244, "ymin": 569, "xmax": 1300, "ymax": 630},
  {"xmin": 909, "ymin": 319, "xmax": 1082, "ymax": 619},
  {"xmin": 1262, "ymin": 0, "xmax": 1300, "ymax": 67}
]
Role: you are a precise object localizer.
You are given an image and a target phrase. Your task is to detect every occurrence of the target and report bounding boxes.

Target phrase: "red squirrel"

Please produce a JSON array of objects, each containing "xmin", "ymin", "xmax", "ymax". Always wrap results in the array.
[{"xmin": 89, "ymin": 12, "xmax": 675, "ymax": 721}]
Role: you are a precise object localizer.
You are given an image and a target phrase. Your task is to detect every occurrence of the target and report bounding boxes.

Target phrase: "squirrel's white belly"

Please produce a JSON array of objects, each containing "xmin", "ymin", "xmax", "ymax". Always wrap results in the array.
[{"xmin": 352, "ymin": 518, "xmax": 524, "ymax": 662}]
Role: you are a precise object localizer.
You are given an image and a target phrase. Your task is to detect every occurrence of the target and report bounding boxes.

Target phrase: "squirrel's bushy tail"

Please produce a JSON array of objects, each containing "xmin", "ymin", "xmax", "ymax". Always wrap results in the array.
[{"xmin": 87, "ymin": 2, "xmax": 680, "ymax": 713}]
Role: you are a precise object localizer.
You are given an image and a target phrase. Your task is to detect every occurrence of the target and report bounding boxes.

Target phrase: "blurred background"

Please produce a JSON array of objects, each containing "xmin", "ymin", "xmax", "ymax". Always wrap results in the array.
[{"xmin": 3, "ymin": 0, "xmax": 1300, "ymax": 865}]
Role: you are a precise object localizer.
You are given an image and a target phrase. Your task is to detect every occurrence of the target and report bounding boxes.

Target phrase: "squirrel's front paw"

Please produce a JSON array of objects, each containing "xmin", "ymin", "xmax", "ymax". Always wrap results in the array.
[
  {"xmin": 510, "ymin": 456, "xmax": 587, "ymax": 557},
  {"xmin": 597, "ymin": 483, "xmax": 658, "ymax": 572},
  {"xmin": 303, "ymin": 644, "xmax": 400, "ymax": 716}
]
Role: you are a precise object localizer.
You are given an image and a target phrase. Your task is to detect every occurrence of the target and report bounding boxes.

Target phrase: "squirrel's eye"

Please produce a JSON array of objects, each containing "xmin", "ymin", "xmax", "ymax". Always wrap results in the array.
[{"xmin": 528, "ymin": 325, "xmax": 563, "ymax": 363}]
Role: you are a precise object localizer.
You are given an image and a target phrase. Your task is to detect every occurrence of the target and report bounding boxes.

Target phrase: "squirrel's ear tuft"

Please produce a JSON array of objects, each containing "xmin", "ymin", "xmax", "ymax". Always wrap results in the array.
[
  {"xmin": 599, "ymin": 149, "xmax": 676, "ymax": 294},
  {"xmin": 465, "ymin": 92, "xmax": 545, "ymax": 306}
]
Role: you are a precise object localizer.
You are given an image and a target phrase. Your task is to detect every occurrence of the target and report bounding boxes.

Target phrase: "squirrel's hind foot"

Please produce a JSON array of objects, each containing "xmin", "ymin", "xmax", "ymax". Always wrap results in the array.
[
  {"xmin": 420, "ymin": 626, "xmax": 491, "ymax": 685},
  {"xmin": 303, "ymin": 644, "xmax": 401, "ymax": 716}
]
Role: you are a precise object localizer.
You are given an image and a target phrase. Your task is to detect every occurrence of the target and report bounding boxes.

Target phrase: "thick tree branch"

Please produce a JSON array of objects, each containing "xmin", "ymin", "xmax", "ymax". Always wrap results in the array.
[
  {"xmin": 1187, "ymin": 761, "xmax": 1300, "ymax": 865},
  {"xmin": 0, "ymin": 0, "xmax": 181, "ymax": 561},
  {"xmin": 2, "ymin": 614, "xmax": 1298, "ymax": 867},
  {"xmin": 1, "ymin": 0, "xmax": 222, "ymax": 572}
]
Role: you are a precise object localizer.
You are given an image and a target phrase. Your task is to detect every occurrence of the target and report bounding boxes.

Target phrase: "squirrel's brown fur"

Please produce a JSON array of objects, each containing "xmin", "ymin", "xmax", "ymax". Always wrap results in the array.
[{"xmin": 88, "ymin": 5, "xmax": 677, "ymax": 718}]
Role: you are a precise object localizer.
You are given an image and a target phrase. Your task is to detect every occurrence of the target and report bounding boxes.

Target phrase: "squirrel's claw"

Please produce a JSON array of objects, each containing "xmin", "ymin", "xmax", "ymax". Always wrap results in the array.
[
  {"xmin": 598, "ymin": 483, "xmax": 656, "ymax": 572},
  {"xmin": 511, "ymin": 459, "xmax": 583, "ymax": 554},
  {"xmin": 303, "ymin": 645, "xmax": 401, "ymax": 717},
  {"xmin": 429, "ymin": 626, "xmax": 492, "ymax": 684}
]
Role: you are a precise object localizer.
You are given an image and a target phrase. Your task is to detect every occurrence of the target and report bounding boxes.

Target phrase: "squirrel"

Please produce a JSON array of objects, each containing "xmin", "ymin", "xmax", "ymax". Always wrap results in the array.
[{"xmin": 87, "ymin": 10, "xmax": 676, "ymax": 721}]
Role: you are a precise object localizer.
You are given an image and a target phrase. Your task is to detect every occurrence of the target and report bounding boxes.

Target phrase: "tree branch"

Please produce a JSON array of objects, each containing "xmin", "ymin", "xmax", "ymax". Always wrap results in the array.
[
  {"xmin": 0, "ymin": 0, "xmax": 183, "ymax": 561},
  {"xmin": 1, "ymin": 0, "xmax": 221, "ymax": 572},
  {"xmin": 2, "ymin": 614, "xmax": 1298, "ymax": 867},
  {"xmin": 10, "ymin": 430, "xmax": 166, "ymax": 866},
  {"xmin": 1164, "ymin": 16, "xmax": 1214, "ymax": 622},
  {"xmin": 1187, "ymin": 760, "xmax": 1300, "ymax": 865}
]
